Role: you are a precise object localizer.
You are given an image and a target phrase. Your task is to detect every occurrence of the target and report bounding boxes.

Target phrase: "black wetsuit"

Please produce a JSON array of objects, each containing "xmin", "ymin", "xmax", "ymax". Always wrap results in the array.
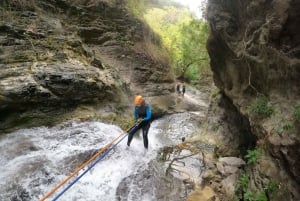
[
  {"xmin": 127, "ymin": 103, "xmax": 151, "ymax": 149},
  {"xmin": 176, "ymin": 84, "xmax": 180, "ymax": 94},
  {"xmin": 182, "ymin": 85, "xmax": 185, "ymax": 96}
]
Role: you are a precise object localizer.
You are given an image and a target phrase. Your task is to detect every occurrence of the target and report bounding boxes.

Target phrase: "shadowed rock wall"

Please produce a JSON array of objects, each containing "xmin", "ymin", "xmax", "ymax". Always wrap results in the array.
[{"xmin": 207, "ymin": 0, "xmax": 300, "ymax": 200}]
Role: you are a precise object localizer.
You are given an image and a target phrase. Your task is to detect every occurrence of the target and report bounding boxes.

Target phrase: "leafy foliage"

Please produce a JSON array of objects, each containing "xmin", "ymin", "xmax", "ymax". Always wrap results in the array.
[
  {"xmin": 255, "ymin": 192, "xmax": 268, "ymax": 201},
  {"xmin": 293, "ymin": 104, "xmax": 300, "ymax": 122},
  {"xmin": 265, "ymin": 180, "xmax": 279, "ymax": 197},
  {"xmin": 127, "ymin": 0, "xmax": 146, "ymax": 17},
  {"xmin": 234, "ymin": 174, "xmax": 250, "ymax": 201},
  {"xmin": 245, "ymin": 149, "xmax": 260, "ymax": 164},
  {"xmin": 236, "ymin": 173, "xmax": 250, "ymax": 190},
  {"xmin": 235, "ymin": 174, "xmax": 278, "ymax": 201},
  {"xmin": 248, "ymin": 97, "xmax": 274, "ymax": 117},
  {"xmin": 244, "ymin": 191, "xmax": 255, "ymax": 201},
  {"xmin": 274, "ymin": 121, "xmax": 293, "ymax": 135},
  {"xmin": 143, "ymin": 5, "xmax": 210, "ymax": 83},
  {"xmin": 282, "ymin": 122, "xmax": 293, "ymax": 131},
  {"xmin": 177, "ymin": 19, "xmax": 210, "ymax": 80}
]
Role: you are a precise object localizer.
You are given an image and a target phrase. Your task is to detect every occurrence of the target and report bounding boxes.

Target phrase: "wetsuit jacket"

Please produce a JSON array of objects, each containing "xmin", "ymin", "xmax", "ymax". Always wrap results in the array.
[{"xmin": 134, "ymin": 103, "xmax": 151, "ymax": 122}]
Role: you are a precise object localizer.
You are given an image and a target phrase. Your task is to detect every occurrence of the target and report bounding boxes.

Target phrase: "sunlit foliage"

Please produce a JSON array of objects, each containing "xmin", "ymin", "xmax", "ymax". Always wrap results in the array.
[
  {"xmin": 143, "ymin": 4, "xmax": 210, "ymax": 82},
  {"xmin": 125, "ymin": 0, "xmax": 211, "ymax": 83}
]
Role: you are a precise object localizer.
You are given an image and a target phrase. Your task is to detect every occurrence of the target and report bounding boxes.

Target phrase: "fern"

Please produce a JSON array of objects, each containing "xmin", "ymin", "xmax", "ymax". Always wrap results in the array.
[
  {"xmin": 245, "ymin": 149, "xmax": 260, "ymax": 164},
  {"xmin": 248, "ymin": 97, "xmax": 274, "ymax": 117}
]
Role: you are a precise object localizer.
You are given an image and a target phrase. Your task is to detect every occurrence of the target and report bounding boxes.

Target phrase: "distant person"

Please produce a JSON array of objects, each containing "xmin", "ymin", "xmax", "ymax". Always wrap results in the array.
[
  {"xmin": 182, "ymin": 84, "xmax": 185, "ymax": 97},
  {"xmin": 127, "ymin": 95, "xmax": 152, "ymax": 149},
  {"xmin": 176, "ymin": 83, "xmax": 181, "ymax": 95}
]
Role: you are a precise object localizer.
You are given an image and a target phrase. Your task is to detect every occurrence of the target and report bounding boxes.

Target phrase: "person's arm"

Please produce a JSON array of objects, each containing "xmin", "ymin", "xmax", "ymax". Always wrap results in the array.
[{"xmin": 144, "ymin": 106, "xmax": 152, "ymax": 121}]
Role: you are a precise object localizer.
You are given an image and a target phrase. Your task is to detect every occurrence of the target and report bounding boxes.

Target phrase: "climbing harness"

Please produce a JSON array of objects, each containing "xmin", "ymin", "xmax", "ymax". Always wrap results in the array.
[{"xmin": 39, "ymin": 120, "xmax": 141, "ymax": 201}]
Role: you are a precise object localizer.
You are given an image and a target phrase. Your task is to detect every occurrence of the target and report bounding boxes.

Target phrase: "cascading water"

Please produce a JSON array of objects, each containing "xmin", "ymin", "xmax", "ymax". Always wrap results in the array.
[
  {"xmin": 0, "ymin": 111, "xmax": 201, "ymax": 201},
  {"xmin": 0, "ymin": 85, "xmax": 208, "ymax": 201}
]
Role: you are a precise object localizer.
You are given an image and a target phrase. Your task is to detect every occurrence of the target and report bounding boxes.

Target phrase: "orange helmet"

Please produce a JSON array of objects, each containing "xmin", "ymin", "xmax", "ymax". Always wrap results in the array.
[{"xmin": 134, "ymin": 95, "xmax": 144, "ymax": 106}]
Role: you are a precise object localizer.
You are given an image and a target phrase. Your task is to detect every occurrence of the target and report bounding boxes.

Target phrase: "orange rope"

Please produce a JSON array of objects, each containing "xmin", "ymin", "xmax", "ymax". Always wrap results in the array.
[{"xmin": 39, "ymin": 121, "xmax": 139, "ymax": 201}]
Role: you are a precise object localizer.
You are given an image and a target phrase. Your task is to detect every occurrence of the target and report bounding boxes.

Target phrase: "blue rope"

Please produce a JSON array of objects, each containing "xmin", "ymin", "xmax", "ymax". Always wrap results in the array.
[{"xmin": 51, "ymin": 133, "xmax": 129, "ymax": 201}]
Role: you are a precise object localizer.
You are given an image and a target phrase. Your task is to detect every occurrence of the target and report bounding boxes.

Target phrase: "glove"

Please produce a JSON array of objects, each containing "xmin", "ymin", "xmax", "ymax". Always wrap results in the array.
[{"xmin": 136, "ymin": 118, "xmax": 143, "ymax": 123}]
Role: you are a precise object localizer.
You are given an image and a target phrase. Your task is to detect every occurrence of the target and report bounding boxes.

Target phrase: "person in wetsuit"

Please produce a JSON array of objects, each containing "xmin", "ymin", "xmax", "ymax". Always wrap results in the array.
[
  {"xmin": 176, "ymin": 83, "xmax": 181, "ymax": 95},
  {"xmin": 182, "ymin": 84, "xmax": 185, "ymax": 97},
  {"xmin": 127, "ymin": 95, "xmax": 152, "ymax": 149}
]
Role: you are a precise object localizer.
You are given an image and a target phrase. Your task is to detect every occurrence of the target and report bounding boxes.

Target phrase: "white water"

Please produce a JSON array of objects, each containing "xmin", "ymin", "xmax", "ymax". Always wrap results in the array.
[
  {"xmin": 0, "ymin": 119, "xmax": 180, "ymax": 201},
  {"xmin": 0, "ymin": 85, "xmax": 208, "ymax": 201}
]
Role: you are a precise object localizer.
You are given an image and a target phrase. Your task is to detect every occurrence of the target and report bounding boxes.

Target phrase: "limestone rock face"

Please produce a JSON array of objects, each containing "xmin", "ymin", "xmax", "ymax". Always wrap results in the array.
[
  {"xmin": 0, "ymin": 0, "xmax": 173, "ymax": 130},
  {"xmin": 0, "ymin": 62, "xmax": 115, "ymax": 109},
  {"xmin": 207, "ymin": 0, "xmax": 300, "ymax": 200}
]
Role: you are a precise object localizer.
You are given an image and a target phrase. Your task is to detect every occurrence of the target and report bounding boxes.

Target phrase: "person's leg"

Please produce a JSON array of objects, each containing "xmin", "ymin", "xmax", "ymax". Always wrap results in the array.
[
  {"xmin": 127, "ymin": 123, "xmax": 142, "ymax": 146},
  {"xmin": 127, "ymin": 132, "xmax": 134, "ymax": 146},
  {"xmin": 142, "ymin": 123, "xmax": 150, "ymax": 149}
]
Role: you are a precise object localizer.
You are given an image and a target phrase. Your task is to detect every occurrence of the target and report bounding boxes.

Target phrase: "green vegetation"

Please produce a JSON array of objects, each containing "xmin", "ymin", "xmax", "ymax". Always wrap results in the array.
[
  {"xmin": 243, "ymin": 191, "xmax": 255, "ymax": 201},
  {"xmin": 125, "ymin": 1, "xmax": 211, "ymax": 86},
  {"xmin": 235, "ymin": 174, "xmax": 279, "ymax": 201},
  {"xmin": 266, "ymin": 180, "xmax": 279, "ymax": 197},
  {"xmin": 235, "ymin": 149, "xmax": 279, "ymax": 200},
  {"xmin": 141, "ymin": 3, "xmax": 210, "ymax": 84},
  {"xmin": 293, "ymin": 104, "xmax": 300, "ymax": 122},
  {"xmin": 255, "ymin": 192, "xmax": 268, "ymax": 201},
  {"xmin": 127, "ymin": 0, "xmax": 146, "ymax": 17},
  {"xmin": 235, "ymin": 190, "xmax": 268, "ymax": 201},
  {"xmin": 274, "ymin": 121, "xmax": 293, "ymax": 135},
  {"xmin": 282, "ymin": 122, "xmax": 293, "ymax": 131},
  {"xmin": 177, "ymin": 19, "xmax": 210, "ymax": 81},
  {"xmin": 235, "ymin": 173, "xmax": 250, "ymax": 190},
  {"xmin": 245, "ymin": 149, "xmax": 260, "ymax": 164},
  {"xmin": 248, "ymin": 97, "xmax": 274, "ymax": 117},
  {"xmin": 211, "ymin": 123, "xmax": 219, "ymax": 131}
]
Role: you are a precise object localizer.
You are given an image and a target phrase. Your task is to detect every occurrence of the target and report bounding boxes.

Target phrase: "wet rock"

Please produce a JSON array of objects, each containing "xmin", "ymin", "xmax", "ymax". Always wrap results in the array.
[
  {"xmin": 216, "ymin": 162, "xmax": 235, "ymax": 176},
  {"xmin": 220, "ymin": 174, "xmax": 239, "ymax": 200},
  {"xmin": 216, "ymin": 157, "xmax": 244, "ymax": 176},
  {"xmin": 187, "ymin": 186, "xmax": 217, "ymax": 201},
  {"xmin": 218, "ymin": 157, "xmax": 246, "ymax": 167},
  {"xmin": 10, "ymin": 186, "xmax": 32, "ymax": 201},
  {"xmin": 116, "ymin": 161, "xmax": 186, "ymax": 201},
  {"xmin": 63, "ymin": 149, "xmax": 99, "ymax": 172}
]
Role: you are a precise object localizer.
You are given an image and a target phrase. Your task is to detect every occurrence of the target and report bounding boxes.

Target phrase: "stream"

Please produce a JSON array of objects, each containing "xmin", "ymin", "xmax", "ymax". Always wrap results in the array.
[
  {"xmin": 0, "ymin": 86, "xmax": 208, "ymax": 201},
  {"xmin": 0, "ymin": 112, "xmax": 204, "ymax": 201}
]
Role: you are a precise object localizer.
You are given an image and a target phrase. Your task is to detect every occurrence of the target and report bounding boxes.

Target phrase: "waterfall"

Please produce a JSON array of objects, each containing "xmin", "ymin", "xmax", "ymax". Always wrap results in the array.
[{"xmin": 0, "ymin": 112, "xmax": 201, "ymax": 201}]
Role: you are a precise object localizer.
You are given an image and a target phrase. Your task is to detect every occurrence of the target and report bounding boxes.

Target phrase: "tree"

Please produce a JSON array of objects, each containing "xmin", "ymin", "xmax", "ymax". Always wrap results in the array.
[
  {"xmin": 143, "ymin": 3, "xmax": 210, "ymax": 83},
  {"xmin": 177, "ymin": 19, "xmax": 210, "ymax": 81}
]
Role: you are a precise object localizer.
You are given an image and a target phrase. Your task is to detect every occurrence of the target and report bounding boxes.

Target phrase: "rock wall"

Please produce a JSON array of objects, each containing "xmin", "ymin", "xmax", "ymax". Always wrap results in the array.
[
  {"xmin": 0, "ymin": 0, "xmax": 174, "ymax": 131},
  {"xmin": 207, "ymin": 0, "xmax": 300, "ymax": 200}
]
